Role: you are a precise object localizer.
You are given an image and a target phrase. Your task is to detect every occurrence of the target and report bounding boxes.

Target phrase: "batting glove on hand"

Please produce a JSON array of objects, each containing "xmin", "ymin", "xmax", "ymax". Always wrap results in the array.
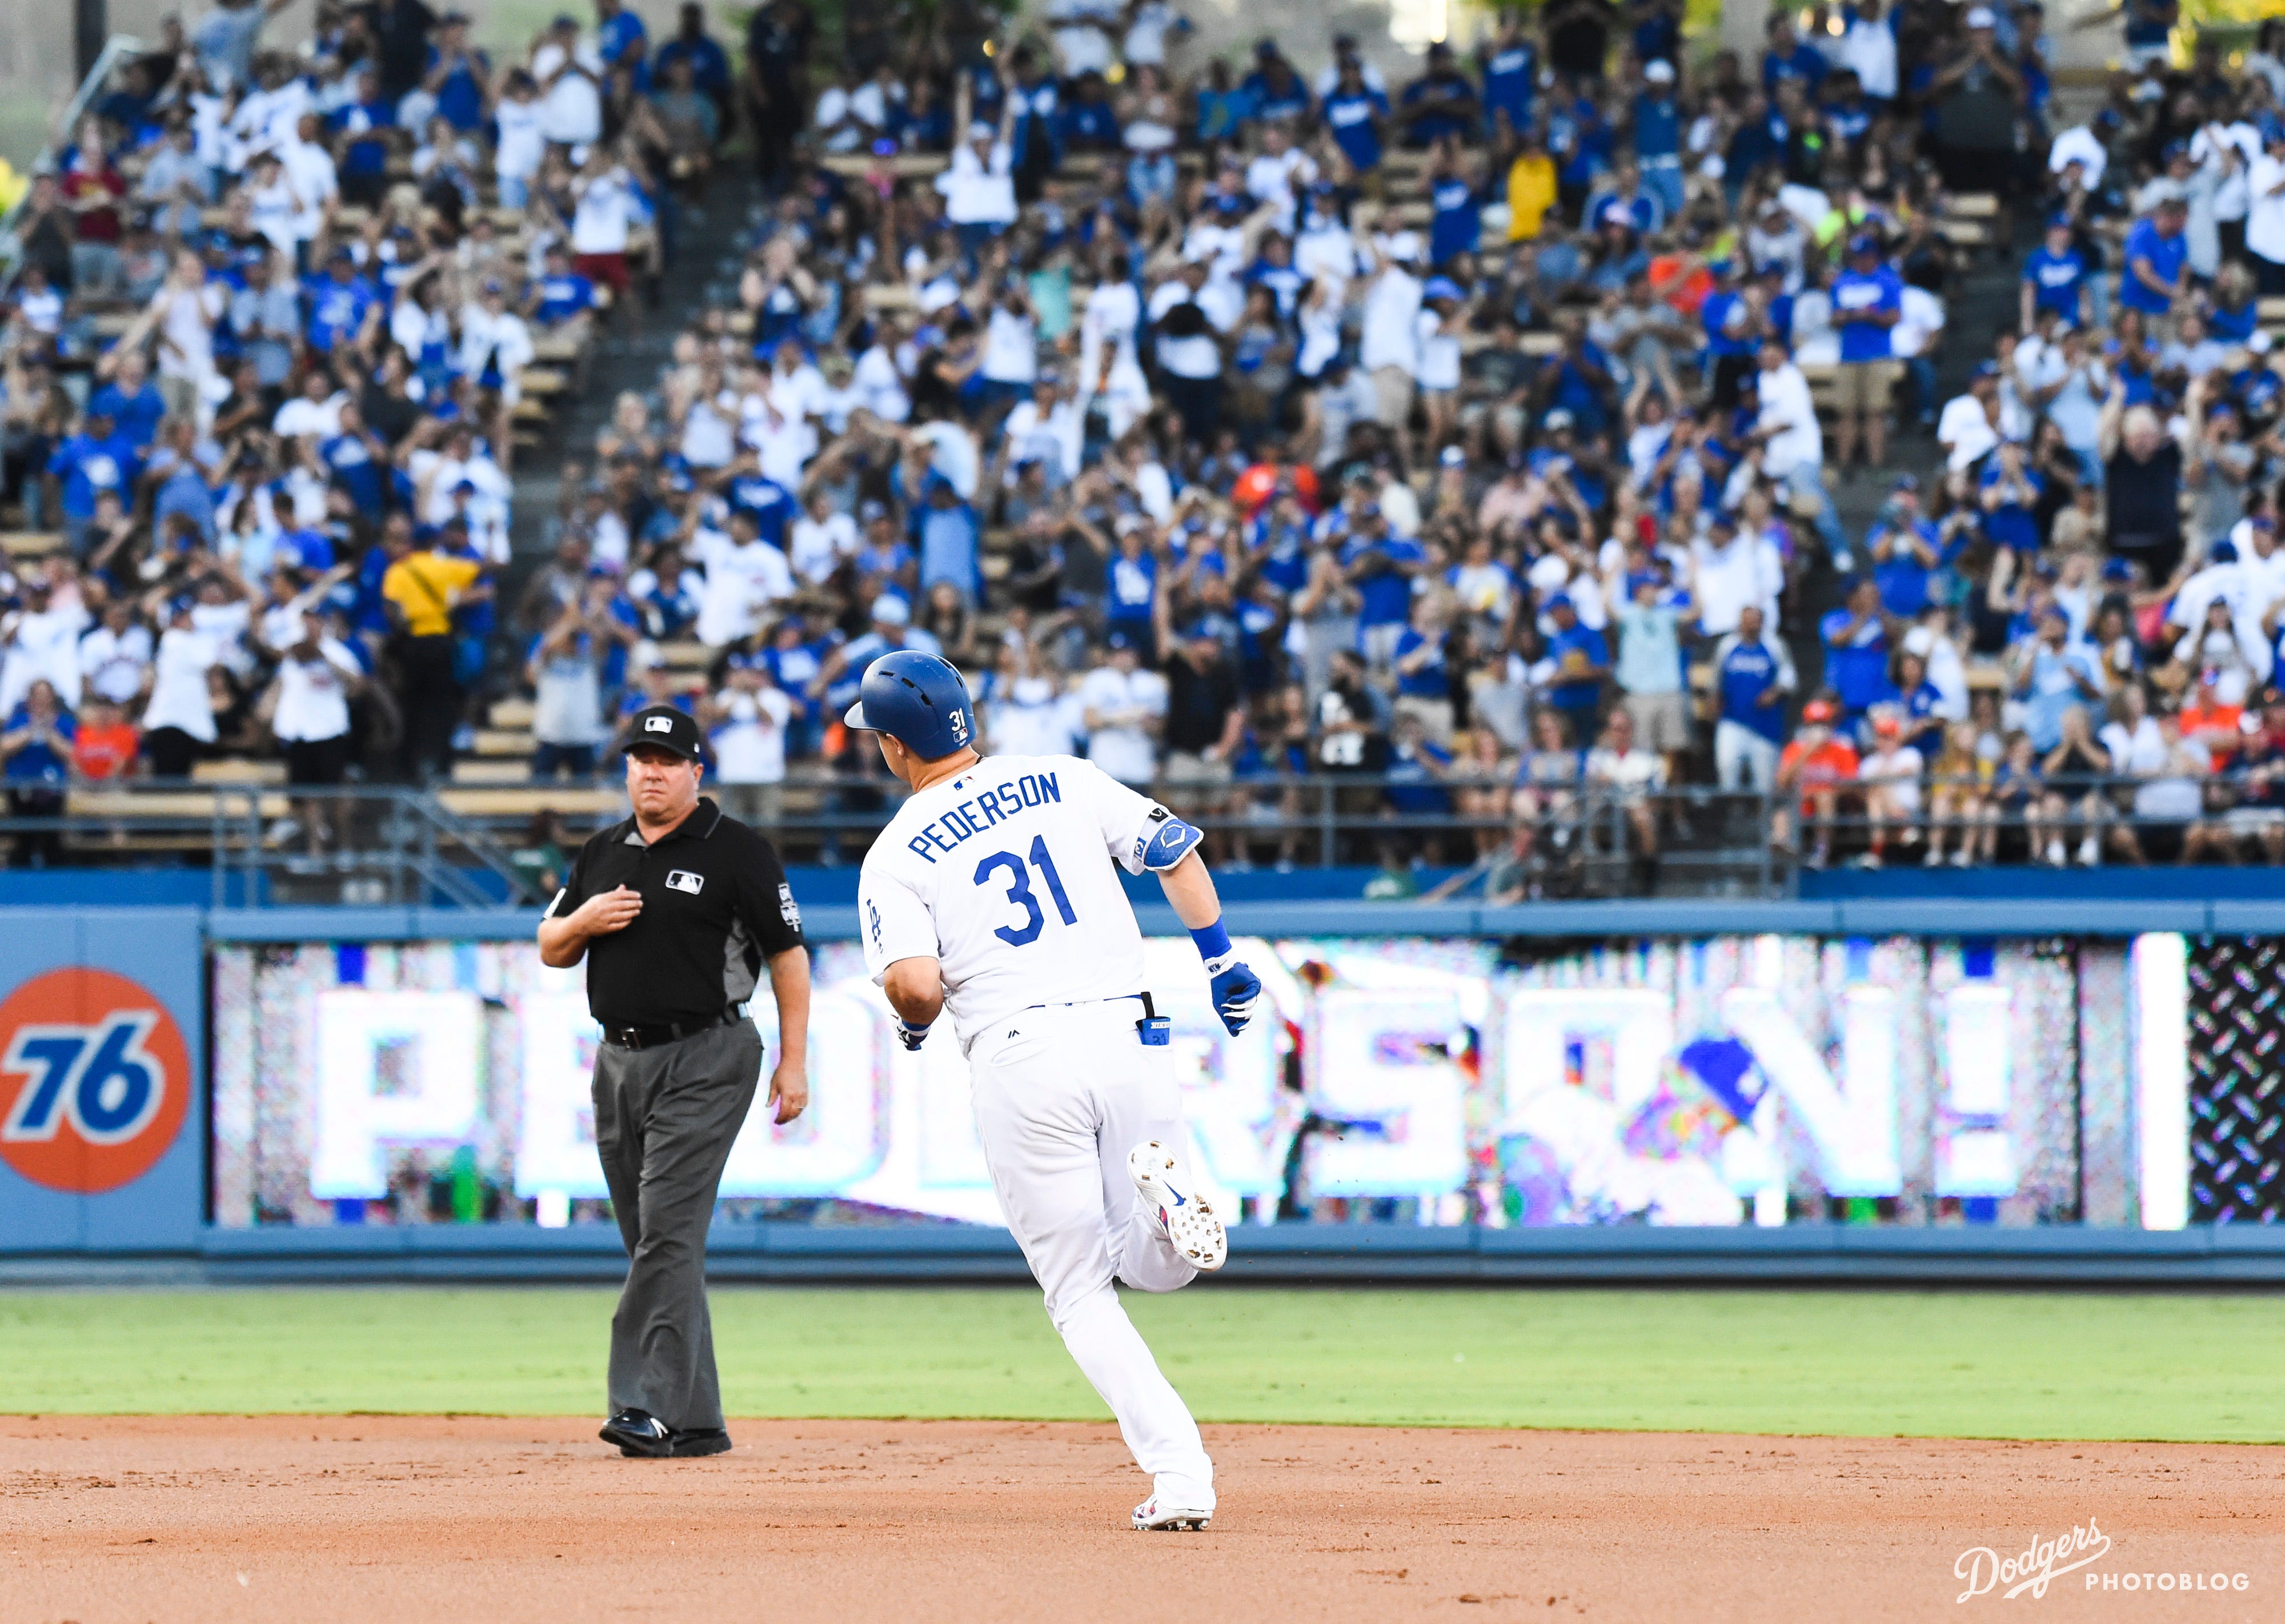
[
  {"xmin": 1202, "ymin": 953, "xmax": 1262, "ymax": 1036},
  {"xmin": 894, "ymin": 1015, "xmax": 932, "ymax": 1052}
]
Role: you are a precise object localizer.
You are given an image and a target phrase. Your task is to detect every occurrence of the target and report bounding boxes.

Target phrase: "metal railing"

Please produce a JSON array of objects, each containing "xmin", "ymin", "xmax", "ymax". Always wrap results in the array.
[
  {"xmin": 0, "ymin": 779, "xmax": 555, "ymax": 908},
  {"xmin": 0, "ymin": 33, "xmax": 144, "ymax": 276},
  {"xmin": 5, "ymin": 768, "xmax": 2265, "ymax": 904},
  {"xmin": 1770, "ymin": 771, "xmax": 2266, "ymax": 871}
]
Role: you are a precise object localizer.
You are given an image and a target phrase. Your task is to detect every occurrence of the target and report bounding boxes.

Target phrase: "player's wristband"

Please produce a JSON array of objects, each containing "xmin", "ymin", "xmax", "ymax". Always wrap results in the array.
[{"xmin": 1189, "ymin": 920, "xmax": 1233, "ymax": 963}]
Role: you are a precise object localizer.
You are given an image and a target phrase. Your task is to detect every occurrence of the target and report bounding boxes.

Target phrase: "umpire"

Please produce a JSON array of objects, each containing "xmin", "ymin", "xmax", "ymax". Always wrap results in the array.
[{"xmin": 536, "ymin": 705, "xmax": 811, "ymax": 1459}]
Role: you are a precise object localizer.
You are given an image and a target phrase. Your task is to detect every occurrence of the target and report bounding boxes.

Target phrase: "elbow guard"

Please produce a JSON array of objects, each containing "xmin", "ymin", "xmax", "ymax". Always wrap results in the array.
[{"xmin": 1139, "ymin": 810, "xmax": 1204, "ymax": 872}]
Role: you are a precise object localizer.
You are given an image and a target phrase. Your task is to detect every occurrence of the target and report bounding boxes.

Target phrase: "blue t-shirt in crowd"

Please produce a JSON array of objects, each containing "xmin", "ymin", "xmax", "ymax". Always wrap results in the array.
[
  {"xmin": 47, "ymin": 431, "xmax": 139, "ymax": 520},
  {"xmin": 2021, "ymin": 244, "xmax": 2086, "ymax": 318},
  {"xmin": 654, "ymin": 34, "xmax": 731, "ymax": 95},
  {"xmin": 1392, "ymin": 625, "xmax": 1448, "ymax": 699},
  {"xmin": 1831, "ymin": 264, "xmax": 1903, "ymax": 363},
  {"xmin": 1323, "ymin": 88, "xmax": 1388, "ymax": 173},
  {"xmin": 1482, "ymin": 42, "xmax": 1536, "ymax": 131},
  {"xmin": 330, "ymin": 99, "xmax": 396, "ymax": 175},
  {"xmin": 303, "ymin": 272, "xmax": 378, "ymax": 353},
  {"xmin": 322, "ymin": 431, "xmax": 387, "ymax": 518},
  {"xmin": 1107, "ymin": 548, "xmax": 1158, "ymax": 627},
  {"xmin": 1870, "ymin": 517, "xmax": 1952, "ymax": 615},
  {"xmin": 535, "ymin": 272, "xmax": 598, "ymax": 325},
  {"xmin": 88, "ymin": 380, "xmax": 167, "ymax": 449},
  {"xmin": 1429, "ymin": 176, "xmax": 1481, "ymax": 266},
  {"xmin": 725, "ymin": 473, "xmax": 796, "ymax": 548},
  {"xmin": 3, "ymin": 705, "xmax": 75, "ymax": 784},
  {"xmin": 1544, "ymin": 621, "xmax": 1609, "ymax": 715},
  {"xmin": 1383, "ymin": 737, "xmax": 1454, "ymax": 815},
  {"xmin": 1632, "ymin": 94, "xmax": 1680, "ymax": 161},
  {"xmin": 1979, "ymin": 464, "xmax": 2044, "ymax": 552},
  {"xmin": 1346, "ymin": 536, "xmax": 1425, "ymax": 627},
  {"xmin": 1820, "ymin": 609, "xmax": 1893, "ymax": 714},
  {"xmin": 1718, "ymin": 635, "xmax": 1789, "ymax": 744},
  {"xmin": 2119, "ymin": 217, "xmax": 2186, "ymax": 314}
]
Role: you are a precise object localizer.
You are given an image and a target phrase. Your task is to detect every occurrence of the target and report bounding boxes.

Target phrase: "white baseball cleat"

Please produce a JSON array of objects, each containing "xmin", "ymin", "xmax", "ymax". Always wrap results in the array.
[
  {"xmin": 1132, "ymin": 1494, "xmax": 1214, "ymax": 1532},
  {"xmin": 1128, "ymin": 1140, "xmax": 1228, "ymax": 1271}
]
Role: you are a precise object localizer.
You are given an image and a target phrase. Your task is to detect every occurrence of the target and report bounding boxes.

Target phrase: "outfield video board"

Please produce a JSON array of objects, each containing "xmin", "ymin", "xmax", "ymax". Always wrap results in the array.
[{"xmin": 209, "ymin": 933, "xmax": 2191, "ymax": 1230}]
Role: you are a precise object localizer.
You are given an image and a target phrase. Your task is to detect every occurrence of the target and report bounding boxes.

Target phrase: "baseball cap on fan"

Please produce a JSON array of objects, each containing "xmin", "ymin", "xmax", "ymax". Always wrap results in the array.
[{"xmin": 623, "ymin": 705, "xmax": 705, "ymax": 761}]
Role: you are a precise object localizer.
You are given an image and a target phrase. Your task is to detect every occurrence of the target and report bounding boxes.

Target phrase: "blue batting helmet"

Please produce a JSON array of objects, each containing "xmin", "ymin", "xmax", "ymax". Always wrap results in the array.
[{"xmin": 843, "ymin": 650, "xmax": 976, "ymax": 760}]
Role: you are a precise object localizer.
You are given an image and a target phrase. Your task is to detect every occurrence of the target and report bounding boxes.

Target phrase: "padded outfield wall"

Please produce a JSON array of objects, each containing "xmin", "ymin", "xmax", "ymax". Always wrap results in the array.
[{"xmin": 7, "ymin": 899, "xmax": 2285, "ymax": 1280}]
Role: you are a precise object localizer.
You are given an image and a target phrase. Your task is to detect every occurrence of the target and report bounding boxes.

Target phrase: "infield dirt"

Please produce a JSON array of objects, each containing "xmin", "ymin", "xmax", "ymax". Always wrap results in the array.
[{"xmin": 3, "ymin": 1417, "xmax": 2277, "ymax": 1622}]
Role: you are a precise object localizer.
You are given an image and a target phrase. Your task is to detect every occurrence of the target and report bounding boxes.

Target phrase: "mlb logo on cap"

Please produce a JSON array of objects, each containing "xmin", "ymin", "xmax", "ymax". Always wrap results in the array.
[{"xmin": 623, "ymin": 705, "xmax": 704, "ymax": 759}]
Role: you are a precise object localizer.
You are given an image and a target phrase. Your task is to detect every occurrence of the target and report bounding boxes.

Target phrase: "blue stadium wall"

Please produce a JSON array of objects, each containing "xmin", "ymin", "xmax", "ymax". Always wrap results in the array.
[{"xmin": 5, "ymin": 877, "xmax": 2285, "ymax": 1284}]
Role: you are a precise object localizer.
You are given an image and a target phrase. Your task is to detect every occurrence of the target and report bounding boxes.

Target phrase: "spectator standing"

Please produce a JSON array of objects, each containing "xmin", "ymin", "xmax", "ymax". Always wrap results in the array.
[
  {"xmin": 1709, "ymin": 601, "xmax": 1798, "ymax": 798},
  {"xmin": 707, "ymin": 655, "xmax": 793, "ymax": 826}
]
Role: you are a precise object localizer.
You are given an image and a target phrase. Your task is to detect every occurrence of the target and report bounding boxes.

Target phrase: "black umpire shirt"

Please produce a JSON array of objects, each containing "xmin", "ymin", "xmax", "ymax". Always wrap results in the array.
[{"xmin": 551, "ymin": 797, "xmax": 807, "ymax": 1028}]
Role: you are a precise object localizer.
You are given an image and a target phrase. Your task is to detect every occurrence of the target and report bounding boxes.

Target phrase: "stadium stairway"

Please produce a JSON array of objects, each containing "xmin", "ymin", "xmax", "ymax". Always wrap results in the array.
[{"xmin": 503, "ymin": 172, "xmax": 763, "ymax": 608}]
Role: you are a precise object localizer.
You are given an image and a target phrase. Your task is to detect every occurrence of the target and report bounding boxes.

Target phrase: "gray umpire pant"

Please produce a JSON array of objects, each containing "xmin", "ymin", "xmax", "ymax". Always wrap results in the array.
[{"xmin": 590, "ymin": 1017, "xmax": 764, "ymax": 1432}]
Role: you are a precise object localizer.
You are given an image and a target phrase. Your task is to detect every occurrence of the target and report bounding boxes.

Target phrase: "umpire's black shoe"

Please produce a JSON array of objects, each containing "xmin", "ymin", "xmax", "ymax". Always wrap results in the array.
[
  {"xmin": 668, "ymin": 1427, "xmax": 732, "ymax": 1458},
  {"xmin": 600, "ymin": 1409, "xmax": 673, "ymax": 1457}
]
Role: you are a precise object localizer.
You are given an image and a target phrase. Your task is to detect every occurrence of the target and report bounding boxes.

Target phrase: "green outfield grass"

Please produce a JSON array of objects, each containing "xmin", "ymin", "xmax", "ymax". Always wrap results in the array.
[{"xmin": 4, "ymin": 1286, "xmax": 2282, "ymax": 1442}]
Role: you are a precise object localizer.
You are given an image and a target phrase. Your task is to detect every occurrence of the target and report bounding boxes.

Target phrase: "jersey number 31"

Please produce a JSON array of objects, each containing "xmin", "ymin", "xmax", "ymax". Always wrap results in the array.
[{"xmin": 973, "ymin": 836, "xmax": 1079, "ymax": 947}]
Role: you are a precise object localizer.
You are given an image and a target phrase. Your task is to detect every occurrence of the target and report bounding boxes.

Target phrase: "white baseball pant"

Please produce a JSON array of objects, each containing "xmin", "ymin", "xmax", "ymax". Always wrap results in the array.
[{"xmin": 967, "ymin": 998, "xmax": 1214, "ymax": 1508}]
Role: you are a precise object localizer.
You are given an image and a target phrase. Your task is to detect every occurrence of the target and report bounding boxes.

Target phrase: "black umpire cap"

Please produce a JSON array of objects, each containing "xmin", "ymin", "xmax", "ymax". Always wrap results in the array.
[{"xmin": 624, "ymin": 705, "xmax": 705, "ymax": 760}]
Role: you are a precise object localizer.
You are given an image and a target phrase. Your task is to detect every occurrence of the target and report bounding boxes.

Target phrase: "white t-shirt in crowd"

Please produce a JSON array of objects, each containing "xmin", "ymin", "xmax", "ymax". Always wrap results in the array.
[
  {"xmin": 1077, "ymin": 664, "xmax": 1166, "ymax": 786},
  {"xmin": 789, "ymin": 510, "xmax": 860, "ymax": 584},
  {"xmin": 495, "ymin": 97, "xmax": 546, "ymax": 179},
  {"xmin": 571, "ymin": 170, "xmax": 634, "ymax": 255},
  {"xmin": 1360, "ymin": 266, "xmax": 1423, "ymax": 374},
  {"xmin": 710, "ymin": 685, "xmax": 793, "ymax": 783},
  {"xmin": 2248, "ymin": 155, "xmax": 2285, "ymax": 264},
  {"xmin": 692, "ymin": 531, "xmax": 795, "ymax": 646},
  {"xmin": 272, "ymin": 638, "xmax": 359, "ymax": 743},
  {"xmin": 1937, "ymin": 394, "xmax": 2001, "ymax": 471},
  {"xmin": 143, "ymin": 627, "xmax": 223, "ymax": 741},
  {"xmin": 1755, "ymin": 360, "xmax": 1823, "ymax": 475},
  {"xmin": 1859, "ymin": 744, "xmax": 1925, "ymax": 815}
]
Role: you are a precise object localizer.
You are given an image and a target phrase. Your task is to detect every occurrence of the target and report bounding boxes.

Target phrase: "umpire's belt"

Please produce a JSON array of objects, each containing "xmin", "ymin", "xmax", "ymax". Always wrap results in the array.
[{"xmin": 602, "ymin": 1004, "xmax": 750, "ymax": 1051}]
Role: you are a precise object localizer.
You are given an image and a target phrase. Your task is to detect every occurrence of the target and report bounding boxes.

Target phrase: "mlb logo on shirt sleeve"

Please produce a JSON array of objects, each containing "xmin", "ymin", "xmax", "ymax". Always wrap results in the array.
[{"xmin": 665, "ymin": 870, "xmax": 705, "ymax": 895}]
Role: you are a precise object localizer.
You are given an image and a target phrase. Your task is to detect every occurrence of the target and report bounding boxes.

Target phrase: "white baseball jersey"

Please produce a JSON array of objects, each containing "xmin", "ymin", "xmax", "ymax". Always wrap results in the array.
[{"xmin": 857, "ymin": 753, "xmax": 1168, "ymax": 1053}]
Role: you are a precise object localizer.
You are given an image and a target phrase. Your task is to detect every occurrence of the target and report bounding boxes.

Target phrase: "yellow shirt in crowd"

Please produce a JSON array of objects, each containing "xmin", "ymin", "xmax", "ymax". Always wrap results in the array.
[
  {"xmin": 1506, "ymin": 152, "xmax": 1556, "ymax": 242},
  {"xmin": 382, "ymin": 551, "xmax": 483, "ymax": 637}
]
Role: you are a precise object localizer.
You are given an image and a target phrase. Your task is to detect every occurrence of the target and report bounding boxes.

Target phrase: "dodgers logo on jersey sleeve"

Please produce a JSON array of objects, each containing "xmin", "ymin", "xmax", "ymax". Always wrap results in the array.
[{"xmin": 0, "ymin": 967, "xmax": 191, "ymax": 1194}]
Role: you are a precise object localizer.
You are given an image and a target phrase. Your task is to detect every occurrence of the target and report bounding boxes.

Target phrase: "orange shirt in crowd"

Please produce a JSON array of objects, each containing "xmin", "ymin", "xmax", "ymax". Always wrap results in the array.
[
  {"xmin": 1779, "ymin": 737, "xmax": 1859, "ymax": 812},
  {"xmin": 2178, "ymin": 700, "xmax": 2244, "ymax": 765},
  {"xmin": 73, "ymin": 721, "xmax": 141, "ymax": 781}
]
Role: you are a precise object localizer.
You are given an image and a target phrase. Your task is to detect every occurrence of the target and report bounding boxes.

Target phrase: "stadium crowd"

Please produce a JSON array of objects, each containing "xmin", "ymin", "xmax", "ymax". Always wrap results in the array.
[{"xmin": 3, "ymin": 0, "xmax": 2285, "ymax": 886}]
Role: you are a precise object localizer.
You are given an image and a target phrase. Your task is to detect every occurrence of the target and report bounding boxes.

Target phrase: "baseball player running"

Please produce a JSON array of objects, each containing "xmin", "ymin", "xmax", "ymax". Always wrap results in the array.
[{"xmin": 844, "ymin": 649, "xmax": 1261, "ymax": 1533}]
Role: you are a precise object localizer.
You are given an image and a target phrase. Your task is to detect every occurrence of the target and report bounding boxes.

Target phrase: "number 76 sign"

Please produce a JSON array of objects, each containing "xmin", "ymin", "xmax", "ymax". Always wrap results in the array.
[{"xmin": 0, "ymin": 968, "xmax": 192, "ymax": 1194}]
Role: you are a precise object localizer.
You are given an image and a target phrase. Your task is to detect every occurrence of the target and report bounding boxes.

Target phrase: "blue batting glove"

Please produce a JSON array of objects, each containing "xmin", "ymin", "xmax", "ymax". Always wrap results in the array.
[
  {"xmin": 895, "ymin": 1015, "xmax": 932, "ymax": 1052},
  {"xmin": 1190, "ymin": 918, "xmax": 1261, "ymax": 1036},
  {"xmin": 1204, "ymin": 953, "xmax": 1262, "ymax": 1036}
]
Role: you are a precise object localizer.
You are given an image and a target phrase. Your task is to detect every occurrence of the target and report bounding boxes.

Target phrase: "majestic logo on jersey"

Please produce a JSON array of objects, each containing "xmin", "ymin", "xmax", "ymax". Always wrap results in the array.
[
  {"xmin": 777, "ymin": 882, "xmax": 801, "ymax": 930},
  {"xmin": 665, "ymin": 869, "xmax": 705, "ymax": 894},
  {"xmin": 0, "ymin": 968, "xmax": 191, "ymax": 1194}
]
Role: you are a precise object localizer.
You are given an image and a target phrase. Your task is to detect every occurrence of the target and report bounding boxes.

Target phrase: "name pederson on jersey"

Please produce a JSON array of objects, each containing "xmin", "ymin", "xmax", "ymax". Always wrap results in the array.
[{"xmin": 857, "ymin": 753, "xmax": 1170, "ymax": 1053}]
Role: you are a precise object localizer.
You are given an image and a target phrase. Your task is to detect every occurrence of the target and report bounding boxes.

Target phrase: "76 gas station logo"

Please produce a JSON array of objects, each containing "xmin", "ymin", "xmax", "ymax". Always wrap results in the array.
[{"xmin": 0, "ymin": 969, "xmax": 190, "ymax": 1194}]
